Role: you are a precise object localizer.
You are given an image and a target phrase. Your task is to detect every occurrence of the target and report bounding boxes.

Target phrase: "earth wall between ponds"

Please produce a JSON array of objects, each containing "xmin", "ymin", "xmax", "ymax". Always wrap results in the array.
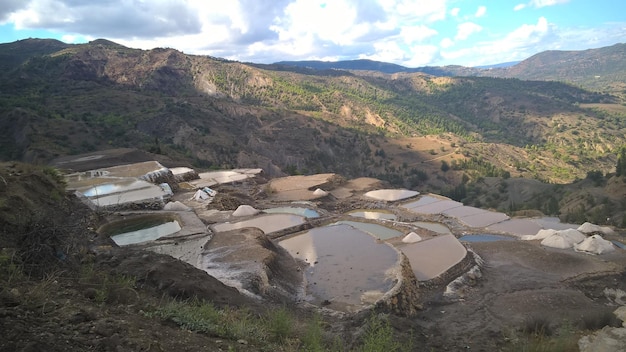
[{"xmin": 375, "ymin": 253, "xmax": 421, "ymax": 317}]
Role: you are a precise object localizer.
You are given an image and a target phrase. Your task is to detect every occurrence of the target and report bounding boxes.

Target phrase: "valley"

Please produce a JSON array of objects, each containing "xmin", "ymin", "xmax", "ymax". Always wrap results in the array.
[{"xmin": 1, "ymin": 38, "xmax": 626, "ymax": 351}]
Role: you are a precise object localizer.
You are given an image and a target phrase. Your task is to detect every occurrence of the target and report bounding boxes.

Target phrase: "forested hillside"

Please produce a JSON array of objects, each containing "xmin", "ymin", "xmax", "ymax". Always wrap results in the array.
[{"xmin": 1, "ymin": 38, "xmax": 626, "ymax": 223}]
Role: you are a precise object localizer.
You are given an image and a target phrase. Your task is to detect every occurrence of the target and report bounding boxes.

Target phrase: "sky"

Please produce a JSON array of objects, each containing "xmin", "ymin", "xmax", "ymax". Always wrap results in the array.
[{"xmin": 0, "ymin": 0, "xmax": 624, "ymax": 67}]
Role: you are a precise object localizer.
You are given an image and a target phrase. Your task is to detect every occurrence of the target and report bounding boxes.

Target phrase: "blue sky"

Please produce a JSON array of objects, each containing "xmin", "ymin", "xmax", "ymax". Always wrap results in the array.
[{"xmin": 0, "ymin": 0, "xmax": 624, "ymax": 67}]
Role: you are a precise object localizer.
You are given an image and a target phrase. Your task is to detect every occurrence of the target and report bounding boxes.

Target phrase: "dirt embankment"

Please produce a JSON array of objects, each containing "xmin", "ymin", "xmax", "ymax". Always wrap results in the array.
[{"xmin": 0, "ymin": 163, "xmax": 266, "ymax": 351}]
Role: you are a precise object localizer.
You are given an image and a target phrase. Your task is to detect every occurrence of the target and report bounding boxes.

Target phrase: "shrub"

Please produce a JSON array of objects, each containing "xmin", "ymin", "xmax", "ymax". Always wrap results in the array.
[
  {"xmin": 360, "ymin": 314, "xmax": 402, "ymax": 352},
  {"xmin": 266, "ymin": 306, "xmax": 293, "ymax": 343}
]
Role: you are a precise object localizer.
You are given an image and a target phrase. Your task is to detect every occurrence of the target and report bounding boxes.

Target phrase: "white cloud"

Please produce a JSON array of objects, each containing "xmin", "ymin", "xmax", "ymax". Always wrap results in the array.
[
  {"xmin": 404, "ymin": 45, "xmax": 440, "ymax": 67},
  {"xmin": 455, "ymin": 22, "xmax": 482, "ymax": 41},
  {"xmin": 0, "ymin": 0, "xmax": 26, "ymax": 22},
  {"xmin": 384, "ymin": 0, "xmax": 448, "ymax": 23},
  {"xmin": 514, "ymin": 0, "xmax": 567, "ymax": 11},
  {"xmin": 60, "ymin": 34, "xmax": 90, "ymax": 44},
  {"xmin": 475, "ymin": 6, "xmax": 486, "ymax": 18},
  {"xmin": 529, "ymin": 0, "xmax": 569, "ymax": 8},
  {"xmin": 440, "ymin": 37, "xmax": 454, "ymax": 48},
  {"xmin": 0, "ymin": 0, "xmax": 623, "ymax": 68},
  {"xmin": 361, "ymin": 40, "xmax": 406, "ymax": 63},
  {"xmin": 400, "ymin": 25, "xmax": 438, "ymax": 44},
  {"xmin": 442, "ymin": 16, "xmax": 552, "ymax": 66},
  {"xmin": 506, "ymin": 16, "xmax": 549, "ymax": 43}
]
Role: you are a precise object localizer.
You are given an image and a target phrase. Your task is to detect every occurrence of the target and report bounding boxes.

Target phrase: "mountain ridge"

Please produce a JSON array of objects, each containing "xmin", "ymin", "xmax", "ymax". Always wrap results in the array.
[
  {"xmin": 273, "ymin": 42, "xmax": 626, "ymax": 93},
  {"xmin": 0, "ymin": 37, "xmax": 625, "ymax": 230}
]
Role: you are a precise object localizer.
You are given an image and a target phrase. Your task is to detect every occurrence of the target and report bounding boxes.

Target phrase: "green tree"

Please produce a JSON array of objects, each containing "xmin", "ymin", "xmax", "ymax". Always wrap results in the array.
[{"xmin": 617, "ymin": 146, "xmax": 626, "ymax": 177}]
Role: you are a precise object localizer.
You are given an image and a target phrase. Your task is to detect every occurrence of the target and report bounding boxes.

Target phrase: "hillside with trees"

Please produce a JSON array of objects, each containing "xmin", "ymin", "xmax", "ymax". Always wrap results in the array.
[{"xmin": 1, "ymin": 38, "xmax": 626, "ymax": 223}]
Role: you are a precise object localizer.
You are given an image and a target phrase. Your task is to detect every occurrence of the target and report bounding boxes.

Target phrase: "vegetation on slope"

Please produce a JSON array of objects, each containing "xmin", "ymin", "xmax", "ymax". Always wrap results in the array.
[{"xmin": 1, "ymin": 38, "xmax": 626, "ymax": 223}]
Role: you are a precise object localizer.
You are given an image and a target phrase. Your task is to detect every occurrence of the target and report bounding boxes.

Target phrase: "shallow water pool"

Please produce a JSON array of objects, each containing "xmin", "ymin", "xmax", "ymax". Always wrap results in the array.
[
  {"xmin": 412, "ymin": 221, "xmax": 452, "ymax": 235},
  {"xmin": 334, "ymin": 220, "xmax": 402, "ymax": 240},
  {"xmin": 100, "ymin": 214, "xmax": 183, "ymax": 246},
  {"xmin": 211, "ymin": 213, "xmax": 306, "ymax": 234},
  {"xmin": 80, "ymin": 179, "xmax": 149, "ymax": 197},
  {"xmin": 263, "ymin": 207, "xmax": 319, "ymax": 218},
  {"xmin": 348, "ymin": 210, "xmax": 396, "ymax": 221},
  {"xmin": 278, "ymin": 224, "xmax": 399, "ymax": 311}
]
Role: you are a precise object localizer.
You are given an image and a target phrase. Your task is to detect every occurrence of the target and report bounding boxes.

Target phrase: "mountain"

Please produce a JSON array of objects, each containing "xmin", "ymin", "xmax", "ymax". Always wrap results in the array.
[
  {"xmin": 486, "ymin": 43, "xmax": 626, "ymax": 93},
  {"xmin": 0, "ymin": 39, "xmax": 624, "ymax": 185},
  {"xmin": 274, "ymin": 43, "xmax": 626, "ymax": 94},
  {"xmin": 475, "ymin": 61, "xmax": 520, "ymax": 69},
  {"xmin": 274, "ymin": 59, "xmax": 472, "ymax": 76}
]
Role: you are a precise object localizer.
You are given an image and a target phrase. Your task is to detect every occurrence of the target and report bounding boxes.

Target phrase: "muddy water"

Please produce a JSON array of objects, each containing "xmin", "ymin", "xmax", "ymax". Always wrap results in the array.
[
  {"xmin": 110, "ymin": 220, "xmax": 181, "ymax": 246},
  {"xmin": 348, "ymin": 210, "xmax": 397, "ymax": 221},
  {"xmin": 211, "ymin": 213, "xmax": 306, "ymax": 234},
  {"xmin": 278, "ymin": 224, "xmax": 399, "ymax": 311},
  {"xmin": 333, "ymin": 220, "xmax": 402, "ymax": 240},
  {"xmin": 399, "ymin": 234, "xmax": 467, "ymax": 281}
]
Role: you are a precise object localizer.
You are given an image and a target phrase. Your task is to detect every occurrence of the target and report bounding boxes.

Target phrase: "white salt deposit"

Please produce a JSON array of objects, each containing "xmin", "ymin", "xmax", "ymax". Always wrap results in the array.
[
  {"xmin": 364, "ymin": 189, "xmax": 419, "ymax": 202},
  {"xmin": 578, "ymin": 222, "xmax": 604, "ymax": 234},
  {"xmin": 600, "ymin": 226, "xmax": 615, "ymax": 235},
  {"xmin": 192, "ymin": 189, "xmax": 211, "ymax": 201},
  {"xmin": 574, "ymin": 235, "xmax": 616, "ymax": 255},
  {"xmin": 163, "ymin": 201, "xmax": 192, "ymax": 211},
  {"xmin": 232, "ymin": 205, "xmax": 260, "ymax": 217},
  {"xmin": 521, "ymin": 228, "xmax": 557, "ymax": 241},
  {"xmin": 313, "ymin": 188, "xmax": 328, "ymax": 196},
  {"xmin": 577, "ymin": 222, "xmax": 615, "ymax": 235},
  {"xmin": 540, "ymin": 229, "xmax": 586, "ymax": 249},
  {"xmin": 402, "ymin": 232, "xmax": 422, "ymax": 243}
]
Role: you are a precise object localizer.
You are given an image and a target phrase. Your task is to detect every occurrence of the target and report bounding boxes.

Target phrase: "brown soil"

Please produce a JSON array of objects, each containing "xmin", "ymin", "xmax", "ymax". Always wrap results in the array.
[{"xmin": 411, "ymin": 240, "xmax": 626, "ymax": 350}]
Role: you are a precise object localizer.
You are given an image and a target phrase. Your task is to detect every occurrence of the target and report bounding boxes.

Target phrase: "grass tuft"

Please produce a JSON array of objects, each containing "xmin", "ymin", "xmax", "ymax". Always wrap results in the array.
[
  {"xmin": 360, "ymin": 314, "xmax": 403, "ymax": 352},
  {"xmin": 266, "ymin": 306, "xmax": 294, "ymax": 343}
]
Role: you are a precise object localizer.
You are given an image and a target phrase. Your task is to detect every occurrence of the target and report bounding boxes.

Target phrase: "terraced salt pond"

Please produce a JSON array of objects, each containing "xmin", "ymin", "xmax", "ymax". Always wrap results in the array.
[
  {"xmin": 399, "ymin": 234, "xmax": 467, "ymax": 281},
  {"xmin": 73, "ymin": 177, "xmax": 171, "ymax": 208},
  {"xmin": 412, "ymin": 221, "xmax": 452, "ymax": 235},
  {"xmin": 263, "ymin": 207, "xmax": 320, "ymax": 218},
  {"xmin": 278, "ymin": 224, "xmax": 400, "ymax": 311},
  {"xmin": 348, "ymin": 210, "xmax": 397, "ymax": 220},
  {"xmin": 80, "ymin": 179, "xmax": 149, "ymax": 197},
  {"xmin": 211, "ymin": 213, "xmax": 306, "ymax": 234},
  {"xmin": 459, "ymin": 234, "xmax": 516, "ymax": 242},
  {"xmin": 364, "ymin": 189, "xmax": 419, "ymax": 201},
  {"xmin": 333, "ymin": 220, "xmax": 403, "ymax": 240},
  {"xmin": 99, "ymin": 214, "xmax": 182, "ymax": 246}
]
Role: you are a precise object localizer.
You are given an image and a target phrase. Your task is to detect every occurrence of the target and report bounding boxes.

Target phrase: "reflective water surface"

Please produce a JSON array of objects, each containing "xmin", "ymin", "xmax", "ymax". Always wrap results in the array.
[{"xmin": 278, "ymin": 224, "xmax": 399, "ymax": 311}]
